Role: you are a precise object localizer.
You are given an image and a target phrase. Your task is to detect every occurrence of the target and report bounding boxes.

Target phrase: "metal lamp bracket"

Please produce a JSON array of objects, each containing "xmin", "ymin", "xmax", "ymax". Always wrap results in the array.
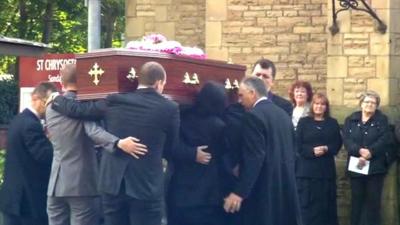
[{"xmin": 329, "ymin": 0, "xmax": 387, "ymax": 35}]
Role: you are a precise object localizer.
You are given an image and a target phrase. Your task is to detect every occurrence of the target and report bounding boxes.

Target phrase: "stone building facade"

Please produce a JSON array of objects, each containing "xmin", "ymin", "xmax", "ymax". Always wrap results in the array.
[{"xmin": 125, "ymin": 0, "xmax": 400, "ymax": 224}]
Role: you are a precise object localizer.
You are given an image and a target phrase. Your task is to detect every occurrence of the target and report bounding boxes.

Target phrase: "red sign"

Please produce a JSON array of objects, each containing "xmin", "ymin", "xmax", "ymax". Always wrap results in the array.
[
  {"xmin": 18, "ymin": 54, "xmax": 76, "ymax": 111},
  {"xmin": 19, "ymin": 53, "xmax": 76, "ymax": 88}
]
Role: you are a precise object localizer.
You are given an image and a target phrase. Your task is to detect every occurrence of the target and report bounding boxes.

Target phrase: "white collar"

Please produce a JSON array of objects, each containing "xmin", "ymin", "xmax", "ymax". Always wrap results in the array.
[
  {"xmin": 253, "ymin": 96, "xmax": 268, "ymax": 107},
  {"xmin": 137, "ymin": 84, "xmax": 151, "ymax": 89}
]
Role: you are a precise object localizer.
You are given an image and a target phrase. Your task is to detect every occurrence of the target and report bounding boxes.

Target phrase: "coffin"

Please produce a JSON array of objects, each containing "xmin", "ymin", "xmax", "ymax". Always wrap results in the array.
[{"xmin": 75, "ymin": 48, "xmax": 246, "ymax": 104}]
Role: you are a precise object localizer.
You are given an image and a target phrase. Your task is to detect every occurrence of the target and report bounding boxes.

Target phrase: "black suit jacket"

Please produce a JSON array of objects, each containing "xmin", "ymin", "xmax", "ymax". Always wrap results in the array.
[
  {"xmin": 234, "ymin": 100, "xmax": 302, "ymax": 225},
  {"xmin": 270, "ymin": 92, "xmax": 293, "ymax": 116},
  {"xmin": 0, "ymin": 109, "xmax": 53, "ymax": 218},
  {"xmin": 51, "ymin": 88, "xmax": 179, "ymax": 200}
]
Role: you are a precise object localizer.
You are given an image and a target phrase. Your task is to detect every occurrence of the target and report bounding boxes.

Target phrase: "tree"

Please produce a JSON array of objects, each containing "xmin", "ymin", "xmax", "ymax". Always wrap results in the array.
[
  {"xmin": 0, "ymin": 0, "xmax": 126, "ymax": 74},
  {"xmin": 102, "ymin": 0, "xmax": 125, "ymax": 48},
  {"xmin": 0, "ymin": 78, "xmax": 18, "ymax": 124}
]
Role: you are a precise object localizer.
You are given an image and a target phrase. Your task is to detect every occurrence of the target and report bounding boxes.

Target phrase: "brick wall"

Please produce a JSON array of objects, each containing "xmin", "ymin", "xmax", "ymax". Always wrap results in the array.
[
  {"xmin": 125, "ymin": 0, "xmax": 205, "ymax": 49},
  {"xmin": 205, "ymin": 0, "xmax": 328, "ymax": 98}
]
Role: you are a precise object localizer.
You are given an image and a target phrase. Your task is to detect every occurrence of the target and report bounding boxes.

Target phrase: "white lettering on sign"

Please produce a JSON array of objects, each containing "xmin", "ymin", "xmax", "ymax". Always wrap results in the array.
[
  {"xmin": 48, "ymin": 74, "xmax": 62, "ymax": 83},
  {"xmin": 36, "ymin": 58, "xmax": 76, "ymax": 71}
]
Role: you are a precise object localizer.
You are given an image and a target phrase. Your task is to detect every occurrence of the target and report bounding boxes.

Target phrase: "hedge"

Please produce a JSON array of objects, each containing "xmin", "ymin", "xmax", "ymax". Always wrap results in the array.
[{"xmin": 0, "ymin": 78, "xmax": 18, "ymax": 124}]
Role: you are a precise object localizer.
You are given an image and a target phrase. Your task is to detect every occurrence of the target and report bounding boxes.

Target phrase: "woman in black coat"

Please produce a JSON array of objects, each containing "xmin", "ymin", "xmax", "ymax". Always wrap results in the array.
[
  {"xmin": 296, "ymin": 93, "xmax": 342, "ymax": 225},
  {"xmin": 167, "ymin": 81, "xmax": 227, "ymax": 225},
  {"xmin": 343, "ymin": 90, "xmax": 392, "ymax": 225}
]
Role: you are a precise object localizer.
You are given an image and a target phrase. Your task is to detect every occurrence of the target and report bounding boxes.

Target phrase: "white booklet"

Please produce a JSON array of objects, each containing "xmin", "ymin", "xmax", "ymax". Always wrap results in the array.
[{"xmin": 348, "ymin": 156, "xmax": 370, "ymax": 175}]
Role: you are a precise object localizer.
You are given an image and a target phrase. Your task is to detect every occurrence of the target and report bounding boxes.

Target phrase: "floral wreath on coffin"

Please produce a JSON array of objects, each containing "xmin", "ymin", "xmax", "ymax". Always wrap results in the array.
[{"xmin": 126, "ymin": 34, "xmax": 206, "ymax": 59}]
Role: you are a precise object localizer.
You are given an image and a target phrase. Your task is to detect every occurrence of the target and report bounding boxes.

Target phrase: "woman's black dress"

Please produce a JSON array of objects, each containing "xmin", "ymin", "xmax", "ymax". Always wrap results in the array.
[{"xmin": 296, "ymin": 116, "xmax": 342, "ymax": 225}]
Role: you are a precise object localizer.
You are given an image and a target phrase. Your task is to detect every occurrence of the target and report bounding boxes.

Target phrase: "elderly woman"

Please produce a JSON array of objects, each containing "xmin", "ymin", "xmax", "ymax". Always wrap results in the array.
[
  {"xmin": 289, "ymin": 81, "xmax": 313, "ymax": 129},
  {"xmin": 343, "ymin": 91, "xmax": 392, "ymax": 225},
  {"xmin": 296, "ymin": 93, "xmax": 342, "ymax": 225}
]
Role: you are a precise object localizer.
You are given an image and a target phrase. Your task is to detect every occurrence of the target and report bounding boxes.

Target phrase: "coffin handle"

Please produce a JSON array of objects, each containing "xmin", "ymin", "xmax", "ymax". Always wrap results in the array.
[
  {"xmin": 225, "ymin": 78, "xmax": 239, "ymax": 90},
  {"xmin": 182, "ymin": 72, "xmax": 200, "ymax": 85},
  {"xmin": 225, "ymin": 78, "xmax": 232, "ymax": 89},
  {"xmin": 126, "ymin": 67, "xmax": 138, "ymax": 82}
]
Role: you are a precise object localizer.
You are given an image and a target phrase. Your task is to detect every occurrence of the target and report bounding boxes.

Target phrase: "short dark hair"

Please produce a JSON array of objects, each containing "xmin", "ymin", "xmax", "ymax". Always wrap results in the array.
[
  {"xmin": 252, "ymin": 58, "xmax": 276, "ymax": 79},
  {"xmin": 61, "ymin": 64, "xmax": 77, "ymax": 84},
  {"xmin": 32, "ymin": 82, "xmax": 57, "ymax": 99},
  {"xmin": 309, "ymin": 93, "xmax": 330, "ymax": 118},
  {"xmin": 138, "ymin": 61, "xmax": 166, "ymax": 86},
  {"xmin": 241, "ymin": 77, "xmax": 268, "ymax": 97},
  {"xmin": 288, "ymin": 80, "xmax": 313, "ymax": 105}
]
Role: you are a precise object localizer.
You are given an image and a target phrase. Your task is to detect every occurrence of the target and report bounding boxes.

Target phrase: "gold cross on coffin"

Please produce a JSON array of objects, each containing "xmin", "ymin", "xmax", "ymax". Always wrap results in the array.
[{"xmin": 88, "ymin": 63, "xmax": 104, "ymax": 85}]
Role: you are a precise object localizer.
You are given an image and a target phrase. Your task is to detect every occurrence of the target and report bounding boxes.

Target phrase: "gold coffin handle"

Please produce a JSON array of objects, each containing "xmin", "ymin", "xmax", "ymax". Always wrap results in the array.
[
  {"xmin": 182, "ymin": 72, "xmax": 200, "ymax": 85},
  {"xmin": 126, "ymin": 67, "xmax": 138, "ymax": 82},
  {"xmin": 225, "ymin": 78, "xmax": 239, "ymax": 90}
]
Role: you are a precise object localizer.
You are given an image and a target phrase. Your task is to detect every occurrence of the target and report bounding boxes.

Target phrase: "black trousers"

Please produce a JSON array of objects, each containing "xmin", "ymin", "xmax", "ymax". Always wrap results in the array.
[
  {"xmin": 168, "ymin": 205, "xmax": 225, "ymax": 225},
  {"xmin": 2, "ymin": 212, "xmax": 48, "ymax": 225},
  {"xmin": 102, "ymin": 190, "xmax": 162, "ymax": 225},
  {"xmin": 350, "ymin": 174, "xmax": 385, "ymax": 225},
  {"xmin": 297, "ymin": 178, "xmax": 338, "ymax": 225}
]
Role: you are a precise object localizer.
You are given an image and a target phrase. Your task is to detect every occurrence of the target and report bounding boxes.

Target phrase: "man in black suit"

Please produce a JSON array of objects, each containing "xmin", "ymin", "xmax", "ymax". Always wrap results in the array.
[
  {"xmin": 220, "ymin": 59, "xmax": 293, "ymax": 224},
  {"xmin": 0, "ymin": 82, "xmax": 57, "ymax": 225},
  {"xmin": 251, "ymin": 58, "xmax": 293, "ymax": 116},
  {"xmin": 223, "ymin": 77, "xmax": 302, "ymax": 225},
  {"xmin": 49, "ymin": 62, "xmax": 179, "ymax": 225}
]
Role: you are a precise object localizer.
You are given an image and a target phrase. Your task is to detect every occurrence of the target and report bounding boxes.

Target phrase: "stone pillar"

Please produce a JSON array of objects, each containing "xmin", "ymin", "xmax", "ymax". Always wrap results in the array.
[
  {"xmin": 327, "ymin": 0, "xmax": 400, "ymax": 225},
  {"xmin": 205, "ymin": 0, "xmax": 228, "ymax": 61}
]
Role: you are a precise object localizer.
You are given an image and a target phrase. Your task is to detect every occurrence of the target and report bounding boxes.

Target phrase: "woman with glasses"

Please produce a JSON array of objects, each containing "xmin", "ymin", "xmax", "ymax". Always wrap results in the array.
[
  {"xmin": 289, "ymin": 81, "xmax": 313, "ymax": 129},
  {"xmin": 343, "ymin": 90, "xmax": 392, "ymax": 225},
  {"xmin": 296, "ymin": 93, "xmax": 342, "ymax": 225}
]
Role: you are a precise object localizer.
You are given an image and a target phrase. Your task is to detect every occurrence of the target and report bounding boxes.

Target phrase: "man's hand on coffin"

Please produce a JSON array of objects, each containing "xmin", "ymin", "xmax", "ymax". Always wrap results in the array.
[
  {"xmin": 196, "ymin": 145, "xmax": 211, "ymax": 165},
  {"xmin": 117, "ymin": 137, "xmax": 148, "ymax": 159}
]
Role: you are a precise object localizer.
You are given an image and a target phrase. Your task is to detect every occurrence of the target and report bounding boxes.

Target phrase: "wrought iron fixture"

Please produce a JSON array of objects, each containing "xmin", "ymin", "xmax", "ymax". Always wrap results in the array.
[{"xmin": 330, "ymin": 0, "xmax": 387, "ymax": 35}]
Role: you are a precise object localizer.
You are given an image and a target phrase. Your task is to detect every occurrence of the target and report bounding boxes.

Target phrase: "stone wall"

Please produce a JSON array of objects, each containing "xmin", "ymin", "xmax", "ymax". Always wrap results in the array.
[
  {"xmin": 124, "ymin": 0, "xmax": 400, "ymax": 224},
  {"xmin": 125, "ymin": 0, "xmax": 205, "ymax": 48},
  {"xmin": 206, "ymin": 0, "xmax": 328, "ymax": 97},
  {"xmin": 327, "ymin": 0, "xmax": 400, "ymax": 224},
  {"xmin": 327, "ymin": 0, "xmax": 400, "ymax": 121}
]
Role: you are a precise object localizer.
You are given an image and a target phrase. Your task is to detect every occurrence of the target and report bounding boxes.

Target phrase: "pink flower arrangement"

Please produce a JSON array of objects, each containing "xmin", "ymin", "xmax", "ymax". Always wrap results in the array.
[{"xmin": 126, "ymin": 34, "xmax": 206, "ymax": 59}]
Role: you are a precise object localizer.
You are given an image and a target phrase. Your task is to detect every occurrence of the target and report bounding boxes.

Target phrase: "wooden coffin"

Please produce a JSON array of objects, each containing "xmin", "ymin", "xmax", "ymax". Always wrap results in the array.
[{"xmin": 75, "ymin": 48, "xmax": 246, "ymax": 104}]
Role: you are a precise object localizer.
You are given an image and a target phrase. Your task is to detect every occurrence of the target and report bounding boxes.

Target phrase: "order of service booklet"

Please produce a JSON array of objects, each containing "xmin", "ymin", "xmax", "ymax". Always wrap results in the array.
[{"xmin": 348, "ymin": 156, "xmax": 370, "ymax": 175}]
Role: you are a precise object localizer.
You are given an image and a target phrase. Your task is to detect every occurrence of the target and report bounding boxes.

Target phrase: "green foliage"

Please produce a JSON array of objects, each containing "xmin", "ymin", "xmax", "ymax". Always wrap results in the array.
[
  {"xmin": 0, "ymin": 150, "xmax": 5, "ymax": 185},
  {"xmin": 0, "ymin": 78, "xmax": 18, "ymax": 124},
  {"xmin": 0, "ymin": 0, "xmax": 125, "ymax": 74},
  {"xmin": 0, "ymin": 56, "xmax": 16, "ymax": 76}
]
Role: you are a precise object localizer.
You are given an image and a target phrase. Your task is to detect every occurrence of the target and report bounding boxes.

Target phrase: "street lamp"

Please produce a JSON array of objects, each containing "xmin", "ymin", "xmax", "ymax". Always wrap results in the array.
[{"xmin": 329, "ymin": 0, "xmax": 387, "ymax": 35}]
